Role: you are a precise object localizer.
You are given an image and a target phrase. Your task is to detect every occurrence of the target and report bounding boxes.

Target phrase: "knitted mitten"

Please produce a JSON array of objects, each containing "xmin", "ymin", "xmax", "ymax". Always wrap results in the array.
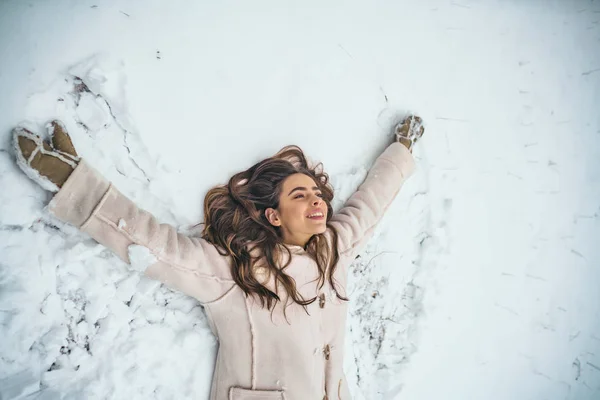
[
  {"xmin": 395, "ymin": 115, "xmax": 424, "ymax": 152},
  {"xmin": 13, "ymin": 120, "xmax": 80, "ymax": 192}
]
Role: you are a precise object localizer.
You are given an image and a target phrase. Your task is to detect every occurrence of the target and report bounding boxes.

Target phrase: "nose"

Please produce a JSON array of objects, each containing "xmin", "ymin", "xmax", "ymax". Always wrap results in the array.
[{"xmin": 311, "ymin": 195, "xmax": 322, "ymax": 206}]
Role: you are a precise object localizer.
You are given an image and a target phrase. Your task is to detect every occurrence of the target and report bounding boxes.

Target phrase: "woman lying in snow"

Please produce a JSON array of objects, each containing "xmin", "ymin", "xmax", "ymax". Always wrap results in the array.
[{"xmin": 12, "ymin": 116, "xmax": 424, "ymax": 400}]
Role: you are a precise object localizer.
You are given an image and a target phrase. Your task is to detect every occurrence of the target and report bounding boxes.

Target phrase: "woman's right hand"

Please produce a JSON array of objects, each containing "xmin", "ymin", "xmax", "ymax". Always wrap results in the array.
[{"xmin": 13, "ymin": 120, "xmax": 80, "ymax": 192}]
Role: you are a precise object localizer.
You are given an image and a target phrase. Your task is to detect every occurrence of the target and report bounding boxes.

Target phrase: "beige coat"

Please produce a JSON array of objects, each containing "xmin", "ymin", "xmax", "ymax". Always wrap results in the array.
[{"xmin": 48, "ymin": 142, "xmax": 415, "ymax": 400}]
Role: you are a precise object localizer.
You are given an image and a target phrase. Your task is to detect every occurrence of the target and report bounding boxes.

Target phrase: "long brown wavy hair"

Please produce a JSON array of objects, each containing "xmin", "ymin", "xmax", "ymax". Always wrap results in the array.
[{"xmin": 201, "ymin": 145, "xmax": 348, "ymax": 314}]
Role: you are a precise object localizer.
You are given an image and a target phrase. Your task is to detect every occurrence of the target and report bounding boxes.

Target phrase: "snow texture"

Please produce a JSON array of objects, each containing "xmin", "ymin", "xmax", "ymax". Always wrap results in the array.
[
  {"xmin": 1, "ymin": 1, "xmax": 599, "ymax": 399},
  {"xmin": 127, "ymin": 245, "xmax": 158, "ymax": 273}
]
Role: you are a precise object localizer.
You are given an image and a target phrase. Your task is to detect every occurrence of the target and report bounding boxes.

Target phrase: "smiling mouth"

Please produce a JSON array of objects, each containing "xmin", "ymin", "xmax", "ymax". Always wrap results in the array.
[{"xmin": 307, "ymin": 212, "xmax": 325, "ymax": 219}]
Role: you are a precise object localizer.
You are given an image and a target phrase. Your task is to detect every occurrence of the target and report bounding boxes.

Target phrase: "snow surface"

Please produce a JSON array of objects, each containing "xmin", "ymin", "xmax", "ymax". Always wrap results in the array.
[
  {"xmin": 1, "ymin": 0, "xmax": 599, "ymax": 399},
  {"xmin": 127, "ymin": 245, "xmax": 158, "ymax": 274}
]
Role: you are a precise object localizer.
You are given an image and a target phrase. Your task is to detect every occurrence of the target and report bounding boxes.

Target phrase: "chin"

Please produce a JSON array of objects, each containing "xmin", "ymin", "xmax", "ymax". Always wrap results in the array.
[{"xmin": 312, "ymin": 225, "xmax": 327, "ymax": 235}]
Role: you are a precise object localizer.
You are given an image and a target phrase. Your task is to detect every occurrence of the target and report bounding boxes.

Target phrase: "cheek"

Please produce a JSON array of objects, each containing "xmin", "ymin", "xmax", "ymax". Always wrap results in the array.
[
  {"xmin": 280, "ymin": 203, "xmax": 306, "ymax": 224},
  {"xmin": 290, "ymin": 204, "xmax": 307, "ymax": 220}
]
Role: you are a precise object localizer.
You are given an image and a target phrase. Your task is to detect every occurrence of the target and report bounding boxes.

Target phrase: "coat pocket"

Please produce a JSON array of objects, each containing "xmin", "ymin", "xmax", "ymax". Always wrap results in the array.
[{"xmin": 229, "ymin": 387, "xmax": 284, "ymax": 400}]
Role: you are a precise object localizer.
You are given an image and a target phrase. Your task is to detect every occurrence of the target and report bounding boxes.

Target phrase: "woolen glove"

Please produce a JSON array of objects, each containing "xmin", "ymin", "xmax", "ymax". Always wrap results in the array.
[
  {"xmin": 13, "ymin": 120, "xmax": 80, "ymax": 192},
  {"xmin": 395, "ymin": 115, "xmax": 425, "ymax": 152}
]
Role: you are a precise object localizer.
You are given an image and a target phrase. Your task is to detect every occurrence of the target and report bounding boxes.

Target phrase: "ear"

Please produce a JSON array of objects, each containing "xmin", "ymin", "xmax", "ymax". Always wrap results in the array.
[{"xmin": 265, "ymin": 208, "xmax": 282, "ymax": 227}]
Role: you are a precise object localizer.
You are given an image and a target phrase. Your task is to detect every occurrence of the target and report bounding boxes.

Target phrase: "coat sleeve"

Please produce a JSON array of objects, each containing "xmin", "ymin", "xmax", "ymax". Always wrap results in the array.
[
  {"xmin": 47, "ymin": 160, "xmax": 235, "ymax": 304},
  {"xmin": 329, "ymin": 142, "xmax": 415, "ymax": 259}
]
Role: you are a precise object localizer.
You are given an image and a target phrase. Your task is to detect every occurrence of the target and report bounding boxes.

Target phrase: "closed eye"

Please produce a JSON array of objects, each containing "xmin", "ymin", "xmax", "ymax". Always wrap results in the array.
[
  {"xmin": 294, "ymin": 191, "xmax": 322, "ymax": 199},
  {"xmin": 288, "ymin": 186, "xmax": 323, "ymax": 198}
]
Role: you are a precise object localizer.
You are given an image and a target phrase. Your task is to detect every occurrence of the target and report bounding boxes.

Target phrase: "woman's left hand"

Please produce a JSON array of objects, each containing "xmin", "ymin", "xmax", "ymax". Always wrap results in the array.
[{"xmin": 394, "ymin": 115, "xmax": 425, "ymax": 152}]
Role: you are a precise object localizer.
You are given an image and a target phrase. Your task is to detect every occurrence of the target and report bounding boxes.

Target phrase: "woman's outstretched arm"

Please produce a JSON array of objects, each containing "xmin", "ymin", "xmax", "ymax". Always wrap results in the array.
[
  {"xmin": 13, "ymin": 121, "xmax": 235, "ymax": 304},
  {"xmin": 329, "ymin": 115, "xmax": 424, "ymax": 260}
]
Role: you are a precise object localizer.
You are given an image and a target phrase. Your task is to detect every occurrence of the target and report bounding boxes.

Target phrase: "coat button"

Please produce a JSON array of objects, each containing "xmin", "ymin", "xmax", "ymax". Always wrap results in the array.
[
  {"xmin": 318, "ymin": 293, "xmax": 326, "ymax": 308},
  {"xmin": 323, "ymin": 344, "xmax": 330, "ymax": 360}
]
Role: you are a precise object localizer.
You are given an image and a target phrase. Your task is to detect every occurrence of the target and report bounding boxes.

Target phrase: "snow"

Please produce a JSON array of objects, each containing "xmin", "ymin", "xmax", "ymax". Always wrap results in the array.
[
  {"xmin": 127, "ymin": 245, "xmax": 158, "ymax": 273},
  {"xmin": 1, "ymin": 0, "xmax": 599, "ymax": 399}
]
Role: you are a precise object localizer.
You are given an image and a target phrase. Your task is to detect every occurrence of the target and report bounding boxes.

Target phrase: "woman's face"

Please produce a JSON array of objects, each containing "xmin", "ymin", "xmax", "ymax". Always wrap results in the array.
[{"xmin": 265, "ymin": 173, "xmax": 328, "ymax": 247}]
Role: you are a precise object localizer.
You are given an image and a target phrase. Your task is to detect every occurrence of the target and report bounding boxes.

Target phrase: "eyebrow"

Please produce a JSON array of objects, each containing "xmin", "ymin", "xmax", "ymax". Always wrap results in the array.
[{"xmin": 288, "ymin": 186, "xmax": 321, "ymax": 196}]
